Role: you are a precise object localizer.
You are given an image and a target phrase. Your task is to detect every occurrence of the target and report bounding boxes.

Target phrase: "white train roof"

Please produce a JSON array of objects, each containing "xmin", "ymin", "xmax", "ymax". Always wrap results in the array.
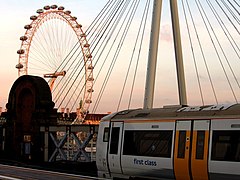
[{"xmin": 102, "ymin": 103, "xmax": 240, "ymax": 121}]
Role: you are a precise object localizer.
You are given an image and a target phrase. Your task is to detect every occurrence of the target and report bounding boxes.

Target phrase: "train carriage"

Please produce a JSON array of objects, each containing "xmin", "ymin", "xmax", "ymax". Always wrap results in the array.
[{"xmin": 96, "ymin": 104, "xmax": 240, "ymax": 180}]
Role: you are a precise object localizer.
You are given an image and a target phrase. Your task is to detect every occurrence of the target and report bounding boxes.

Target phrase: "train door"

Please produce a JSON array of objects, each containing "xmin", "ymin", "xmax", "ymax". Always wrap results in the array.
[
  {"xmin": 191, "ymin": 120, "xmax": 210, "ymax": 180},
  {"xmin": 174, "ymin": 120, "xmax": 210, "ymax": 180},
  {"xmin": 108, "ymin": 121, "xmax": 124, "ymax": 175},
  {"xmin": 96, "ymin": 120, "xmax": 110, "ymax": 178},
  {"xmin": 174, "ymin": 120, "xmax": 192, "ymax": 180}
]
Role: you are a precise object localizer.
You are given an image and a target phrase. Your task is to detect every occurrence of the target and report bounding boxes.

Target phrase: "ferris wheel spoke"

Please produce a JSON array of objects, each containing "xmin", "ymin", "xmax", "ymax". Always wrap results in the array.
[
  {"xmin": 16, "ymin": 5, "xmax": 93, "ymax": 122},
  {"xmin": 32, "ymin": 28, "xmax": 59, "ymax": 68},
  {"xmin": 29, "ymin": 45, "xmax": 56, "ymax": 70}
]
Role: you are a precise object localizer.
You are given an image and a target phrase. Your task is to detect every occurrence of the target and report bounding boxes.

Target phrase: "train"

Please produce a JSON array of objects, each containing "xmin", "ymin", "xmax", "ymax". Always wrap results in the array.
[{"xmin": 96, "ymin": 103, "xmax": 240, "ymax": 180}]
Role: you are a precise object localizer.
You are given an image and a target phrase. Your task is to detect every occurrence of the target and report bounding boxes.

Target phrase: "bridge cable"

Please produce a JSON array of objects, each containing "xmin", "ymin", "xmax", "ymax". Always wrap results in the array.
[
  {"xmin": 70, "ymin": 0, "xmax": 130, "ymax": 112},
  {"xmin": 128, "ymin": 0, "xmax": 151, "ymax": 110},
  {"xmin": 53, "ymin": 48, "xmax": 84, "ymax": 100},
  {"xmin": 56, "ymin": 55, "xmax": 84, "ymax": 107},
  {"xmin": 86, "ymin": 0, "xmax": 121, "ymax": 43},
  {"xmin": 206, "ymin": 0, "xmax": 240, "ymax": 60},
  {"xmin": 92, "ymin": 0, "xmax": 139, "ymax": 112},
  {"xmin": 57, "ymin": 1, "xmax": 124, "ymax": 108},
  {"xmin": 88, "ymin": 0, "xmax": 126, "ymax": 64},
  {"xmin": 197, "ymin": 0, "xmax": 239, "ymax": 101},
  {"xmin": 181, "ymin": 0, "xmax": 205, "ymax": 105},
  {"xmin": 72, "ymin": 0, "xmax": 130, "ymax": 112},
  {"xmin": 195, "ymin": 0, "xmax": 238, "ymax": 103},
  {"xmin": 92, "ymin": 0, "xmax": 140, "ymax": 113},
  {"xmin": 54, "ymin": 1, "xmax": 123, "ymax": 108},
  {"xmin": 206, "ymin": 0, "xmax": 240, "ymax": 90},
  {"xmin": 222, "ymin": 0, "xmax": 240, "ymax": 25},
  {"xmin": 214, "ymin": 0, "xmax": 240, "ymax": 35},
  {"xmin": 90, "ymin": 0, "xmax": 134, "ymax": 112},
  {"xmin": 86, "ymin": 0, "xmax": 115, "ymax": 34},
  {"xmin": 185, "ymin": 0, "xmax": 218, "ymax": 104},
  {"xmin": 232, "ymin": 0, "xmax": 240, "ymax": 9},
  {"xmin": 117, "ymin": 0, "xmax": 151, "ymax": 111}
]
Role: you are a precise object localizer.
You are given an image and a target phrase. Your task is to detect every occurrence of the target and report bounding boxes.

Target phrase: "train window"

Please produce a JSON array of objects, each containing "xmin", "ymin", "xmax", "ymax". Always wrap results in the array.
[
  {"xmin": 123, "ymin": 130, "xmax": 172, "ymax": 157},
  {"xmin": 177, "ymin": 131, "xmax": 186, "ymax": 158},
  {"xmin": 211, "ymin": 130, "xmax": 240, "ymax": 162},
  {"xmin": 109, "ymin": 127, "xmax": 120, "ymax": 154},
  {"xmin": 196, "ymin": 131, "xmax": 205, "ymax": 159},
  {"xmin": 103, "ymin": 127, "xmax": 109, "ymax": 142}
]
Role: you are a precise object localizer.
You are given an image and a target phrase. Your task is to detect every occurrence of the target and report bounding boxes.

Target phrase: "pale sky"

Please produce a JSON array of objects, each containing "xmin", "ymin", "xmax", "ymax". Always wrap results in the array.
[
  {"xmin": 0, "ymin": 0, "xmax": 108, "ymax": 111},
  {"xmin": 0, "ymin": 1, "xmax": 239, "ymax": 113}
]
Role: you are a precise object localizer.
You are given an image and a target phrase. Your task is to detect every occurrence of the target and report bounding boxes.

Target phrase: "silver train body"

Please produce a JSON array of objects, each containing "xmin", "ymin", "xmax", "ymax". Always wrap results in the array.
[{"xmin": 96, "ymin": 103, "xmax": 240, "ymax": 179}]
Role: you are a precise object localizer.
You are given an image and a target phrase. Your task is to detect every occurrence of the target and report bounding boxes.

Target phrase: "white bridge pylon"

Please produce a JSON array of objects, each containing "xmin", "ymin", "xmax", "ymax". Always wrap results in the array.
[{"xmin": 144, "ymin": 0, "xmax": 187, "ymax": 109}]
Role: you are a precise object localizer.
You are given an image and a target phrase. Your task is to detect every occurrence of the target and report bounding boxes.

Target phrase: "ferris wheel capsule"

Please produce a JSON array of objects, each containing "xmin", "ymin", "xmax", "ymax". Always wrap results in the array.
[
  {"xmin": 51, "ymin": 5, "xmax": 58, "ymax": 9},
  {"xmin": 84, "ymin": 43, "xmax": 90, "ymax": 48},
  {"xmin": 43, "ymin": 5, "xmax": 50, "ymax": 10},
  {"xmin": 72, "ymin": 16, "xmax": 77, "ymax": 21},
  {"xmin": 16, "ymin": 63, "xmax": 23, "ymax": 69},
  {"xmin": 85, "ymin": 99, "xmax": 92, "ymax": 104},
  {"xmin": 87, "ymin": 89, "xmax": 94, "ymax": 93},
  {"xmin": 24, "ymin": 25, "xmax": 32, "ymax": 29},
  {"xmin": 75, "ymin": 24, "xmax": 82, "ymax": 28},
  {"xmin": 88, "ymin": 65, "xmax": 94, "ymax": 70},
  {"xmin": 88, "ymin": 77, "xmax": 94, "ymax": 81},
  {"xmin": 30, "ymin": 15, "xmax": 37, "ymax": 20},
  {"xmin": 58, "ymin": 6, "xmax": 65, "ymax": 11},
  {"xmin": 65, "ymin": 10, "xmax": 71, "ymax": 15},
  {"xmin": 36, "ymin": 9, "xmax": 44, "ymax": 14},
  {"xmin": 17, "ymin": 49, "xmax": 25, "ymax": 54},
  {"xmin": 86, "ymin": 54, "xmax": 92, "ymax": 59},
  {"xmin": 80, "ymin": 33, "xmax": 86, "ymax": 38},
  {"xmin": 20, "ymin": 36, "xmax": 28, "ymax": 41}
]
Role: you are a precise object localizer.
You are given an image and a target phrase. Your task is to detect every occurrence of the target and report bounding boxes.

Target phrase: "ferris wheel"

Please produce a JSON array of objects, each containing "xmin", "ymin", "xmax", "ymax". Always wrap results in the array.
[{"xmin": 16, "ymin": 5, "xmax": 94, "ymax": 120}]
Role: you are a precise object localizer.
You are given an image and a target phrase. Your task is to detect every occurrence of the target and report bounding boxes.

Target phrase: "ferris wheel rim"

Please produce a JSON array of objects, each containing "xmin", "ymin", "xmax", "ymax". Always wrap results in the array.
[{"xmin": 16, "ymin": 5, "xmax": 93, "ymax": 117}]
